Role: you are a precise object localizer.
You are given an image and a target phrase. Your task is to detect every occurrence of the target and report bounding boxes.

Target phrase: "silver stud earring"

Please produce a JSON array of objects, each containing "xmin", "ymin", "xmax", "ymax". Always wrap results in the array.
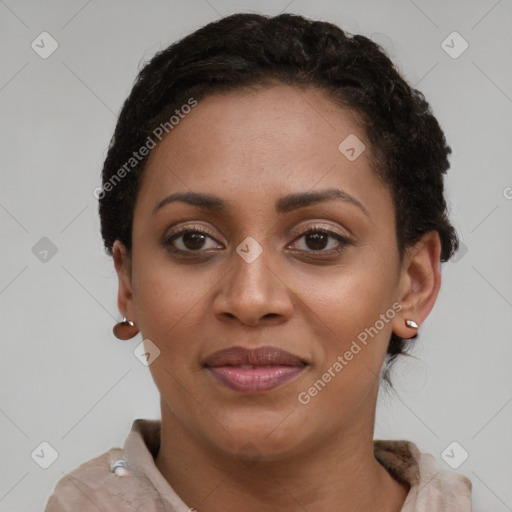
[{"xmin": 405, "ymin": 319, "xmax": 419, "ymax": 329}]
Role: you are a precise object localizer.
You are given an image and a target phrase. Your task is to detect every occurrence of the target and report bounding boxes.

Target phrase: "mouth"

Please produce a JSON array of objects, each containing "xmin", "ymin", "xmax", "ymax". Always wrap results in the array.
[{"xmin": 203, "ymin": 346, "xmax": 308, "ymax": 393}]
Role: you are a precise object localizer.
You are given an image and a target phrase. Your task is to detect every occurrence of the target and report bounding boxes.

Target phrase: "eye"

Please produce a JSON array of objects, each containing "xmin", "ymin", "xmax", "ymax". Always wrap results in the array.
[
  {"xmin": 288, "ymin": 226, "xmax": 351, "ymax": 255},
  {"xmin": 162, "ymin": 225, "xmax": 223, "ymax": 254},
  {"xmin": 162, "ymin": 224, "xmax": 351, "ymax": 257}
]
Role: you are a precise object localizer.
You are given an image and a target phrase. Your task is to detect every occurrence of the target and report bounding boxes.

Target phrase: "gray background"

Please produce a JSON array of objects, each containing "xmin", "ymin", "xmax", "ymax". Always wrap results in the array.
[{"xmin": 1, "ymin": 0, "xmax": 511, "ymax": 510}]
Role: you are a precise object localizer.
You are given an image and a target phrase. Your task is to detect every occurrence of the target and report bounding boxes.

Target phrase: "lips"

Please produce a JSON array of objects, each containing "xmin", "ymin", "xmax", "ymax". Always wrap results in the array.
[{"xmin": 204, "ymin": 346, "xmax": 307, "ymax": 393}]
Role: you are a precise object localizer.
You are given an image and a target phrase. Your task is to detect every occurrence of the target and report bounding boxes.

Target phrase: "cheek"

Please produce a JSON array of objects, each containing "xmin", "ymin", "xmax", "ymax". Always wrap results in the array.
[
  {"xmin": 131, "ymin": 258, "xmax": 210, "ymax": 347},
  {"xmin": 132, "ymin": 266, "xmax": 212, "ymax": 401},
  {"xmin": 294, "ymin": 273, "xmax": 395, "ymax": 427},
  {"xmin": 294, "ymin": 254, "xmax": 396, "ymax": 333},
  {"xmin": 291, "ymin": 253, "xmax": 397, "ymax": 387}
]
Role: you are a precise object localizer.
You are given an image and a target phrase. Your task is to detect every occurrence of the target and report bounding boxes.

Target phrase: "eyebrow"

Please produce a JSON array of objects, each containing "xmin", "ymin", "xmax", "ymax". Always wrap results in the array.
[{"xmin": 152, "ymin": 188, "xmax": 369, "ymax": 217}]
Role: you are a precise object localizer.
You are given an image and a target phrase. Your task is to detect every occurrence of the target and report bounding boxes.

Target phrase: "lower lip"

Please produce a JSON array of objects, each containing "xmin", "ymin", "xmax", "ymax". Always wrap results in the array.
[{"xmin": 206, "ymin": 365, "xmax": 305, "ymax": 393}]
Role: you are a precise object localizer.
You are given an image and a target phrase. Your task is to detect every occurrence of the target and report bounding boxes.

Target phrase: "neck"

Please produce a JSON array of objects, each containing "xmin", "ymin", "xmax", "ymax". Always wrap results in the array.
[{"xmin": 154, "ymin": 396, "xmax": 409, "ymax": 511}]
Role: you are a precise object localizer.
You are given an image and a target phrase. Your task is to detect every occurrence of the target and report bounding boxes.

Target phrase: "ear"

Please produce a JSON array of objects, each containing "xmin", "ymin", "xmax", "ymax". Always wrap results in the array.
[
  {"xmin": 392, "ymin": 231, "xmax": 442, "ymax": 339},
  {"xmin": 112, "ymin": 239, "xmax": 137, "ymax": 323}
]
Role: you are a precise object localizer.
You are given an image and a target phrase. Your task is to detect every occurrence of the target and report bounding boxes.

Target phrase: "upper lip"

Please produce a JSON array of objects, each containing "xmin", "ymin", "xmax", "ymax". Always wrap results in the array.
[{"xmin": 203, "ymin": 346, "xmax": 307, "ymax": 367}]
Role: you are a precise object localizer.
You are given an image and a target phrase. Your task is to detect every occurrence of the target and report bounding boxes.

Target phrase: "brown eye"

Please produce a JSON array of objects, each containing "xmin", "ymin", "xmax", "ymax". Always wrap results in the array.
[
  {"xmin": 181, "ymin": 232, "xmax": 207, "ymax": 250},
  {"xmin": 163, "ymin": 227, "xmax": 223, "ymax": 254},
  {"xmin": 304, "ymin": 232, "xmax": 329, "ymax": 251},
  {"xmin": 290, "ymin": 228, "xmax": 351, "ymax": 255}
]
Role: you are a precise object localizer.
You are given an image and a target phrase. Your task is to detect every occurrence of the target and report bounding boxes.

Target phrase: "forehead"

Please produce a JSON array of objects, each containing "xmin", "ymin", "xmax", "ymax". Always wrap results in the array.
[{"xmin": 135, "ymin": 84, "xmax": 388, "ymax": 218}]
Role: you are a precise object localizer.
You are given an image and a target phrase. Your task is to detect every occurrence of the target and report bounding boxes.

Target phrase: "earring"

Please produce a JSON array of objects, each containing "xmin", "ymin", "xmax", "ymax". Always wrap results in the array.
[
  {"xmin": 405, "ymin": 319, "xmax": 419, "ymax": 329},
  {"xmin": 113, "ymin": 318, "xmax": 139, "ymax": 340}
]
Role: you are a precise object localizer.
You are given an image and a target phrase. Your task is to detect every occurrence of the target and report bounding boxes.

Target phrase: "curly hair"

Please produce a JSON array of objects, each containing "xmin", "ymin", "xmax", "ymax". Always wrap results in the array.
[{"xmin": 98, "ymin": 12, "xmax": 459, "ymax": 385}]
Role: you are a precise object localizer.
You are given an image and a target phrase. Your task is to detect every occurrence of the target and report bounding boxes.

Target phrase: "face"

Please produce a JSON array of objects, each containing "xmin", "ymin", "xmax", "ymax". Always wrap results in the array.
[{"xmin": 114, "ymin": 84, "xmax": 437, "ymax": 460}]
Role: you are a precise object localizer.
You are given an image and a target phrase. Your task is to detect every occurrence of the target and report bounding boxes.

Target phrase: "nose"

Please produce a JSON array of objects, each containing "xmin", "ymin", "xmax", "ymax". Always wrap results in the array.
[{"xmin": 213, "ymin": 245, "xmax": 294, "ymax": 327}]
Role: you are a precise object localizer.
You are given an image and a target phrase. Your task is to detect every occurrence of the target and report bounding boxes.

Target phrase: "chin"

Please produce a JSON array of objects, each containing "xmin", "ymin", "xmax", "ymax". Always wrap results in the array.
[{"xmin": 206, "ymin": 411, "xmax": 312, "ymax": 461}]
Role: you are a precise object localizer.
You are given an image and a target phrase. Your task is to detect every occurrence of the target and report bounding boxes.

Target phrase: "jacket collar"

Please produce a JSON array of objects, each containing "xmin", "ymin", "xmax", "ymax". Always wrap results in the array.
[{"xmin": 122, "ymin": 419, "xmax": 472, "ymax": 511}]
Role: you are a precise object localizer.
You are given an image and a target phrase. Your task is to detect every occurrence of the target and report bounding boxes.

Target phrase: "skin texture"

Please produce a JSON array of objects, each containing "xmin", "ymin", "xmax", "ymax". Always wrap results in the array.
[{"xmin": 113, "ymin": 84, "xmax": 442, "ymax": 512}]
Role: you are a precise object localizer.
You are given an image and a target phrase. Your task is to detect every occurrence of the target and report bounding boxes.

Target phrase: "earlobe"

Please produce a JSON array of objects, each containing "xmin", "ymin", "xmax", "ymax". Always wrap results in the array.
[{"xmin": 392, "ymin": 231, "xmax": 442, "ymax": 339}]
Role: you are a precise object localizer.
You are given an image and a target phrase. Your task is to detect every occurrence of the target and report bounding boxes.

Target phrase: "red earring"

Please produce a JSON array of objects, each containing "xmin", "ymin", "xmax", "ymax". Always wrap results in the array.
[{"xmin": 113, "ymin": 318, "xmax": 139, "ymax": 340}]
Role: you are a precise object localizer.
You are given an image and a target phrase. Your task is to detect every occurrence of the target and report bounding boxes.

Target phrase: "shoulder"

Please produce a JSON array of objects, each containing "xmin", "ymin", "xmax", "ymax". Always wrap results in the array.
[
  {"xmin": 374, "ymin": 439, "xmax": 472, "ymax": 511},
  {"xmin": 43, "ymin": 447, "xmax": 165, "ymax": 512}
]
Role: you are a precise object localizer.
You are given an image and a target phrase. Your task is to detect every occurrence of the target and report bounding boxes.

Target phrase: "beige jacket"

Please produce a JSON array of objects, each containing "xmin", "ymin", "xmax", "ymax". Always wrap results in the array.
[{"xmin": 44, "ymin": 419, "xmax": 472, "ymax": 511}]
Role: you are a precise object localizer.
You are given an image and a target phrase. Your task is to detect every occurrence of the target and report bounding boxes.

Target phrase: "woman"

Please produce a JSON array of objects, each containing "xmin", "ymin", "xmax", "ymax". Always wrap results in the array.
[{"xmin": 45, "ymin": 12, "xmax": 472, "ymax": 511}]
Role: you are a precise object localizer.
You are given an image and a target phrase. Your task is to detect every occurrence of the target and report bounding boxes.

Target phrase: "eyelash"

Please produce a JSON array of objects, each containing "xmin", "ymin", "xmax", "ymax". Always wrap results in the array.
[{"xmin": 162, "ymin": 224, "xmax": 351, "ymax": 257}]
